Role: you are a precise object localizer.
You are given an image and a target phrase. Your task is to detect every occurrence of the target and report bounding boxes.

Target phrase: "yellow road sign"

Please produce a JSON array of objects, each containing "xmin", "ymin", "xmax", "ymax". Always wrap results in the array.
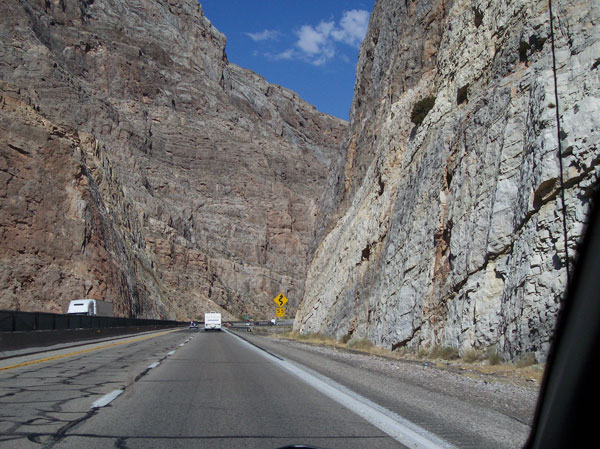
[
  {"xmin": 275, "ymin": 307, "xmax": 286, "ymax": 318},
  {"xmin": 273, "ymin": 293, "xmax": 288, "ymax": 307}
]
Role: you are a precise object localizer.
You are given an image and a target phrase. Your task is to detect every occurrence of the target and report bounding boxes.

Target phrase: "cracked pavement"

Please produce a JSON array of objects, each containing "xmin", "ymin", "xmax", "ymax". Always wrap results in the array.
[
  {"xmin": 2, "ymin": 330, "xmax": 402, "ymax": 449},
  {"xmin": 0, "ymin": 328, "xmax": 537, "ymax": 448},
  {"xmin": 0, "ymin": 329, "xmax": 194, "ymax": 448}
]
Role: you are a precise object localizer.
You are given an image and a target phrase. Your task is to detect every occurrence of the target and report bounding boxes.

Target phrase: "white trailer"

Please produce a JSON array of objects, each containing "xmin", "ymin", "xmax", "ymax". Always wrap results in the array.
[
  {"xmin": 204, "ymin": 312, "xmax": 222, "ymax": 331},
  {"xmin": 67, "ymin": 299, "xmax": 114, "ymax": 317}
]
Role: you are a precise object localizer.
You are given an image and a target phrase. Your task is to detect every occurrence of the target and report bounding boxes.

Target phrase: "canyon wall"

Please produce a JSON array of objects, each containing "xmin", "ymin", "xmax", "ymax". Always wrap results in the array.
[
  {"xmin": 0, "ymin": 0, "xmax": 346, "ymax": 319},
  {"xmin": 295, "ymin": 0, "xmax": 600, "ymax": 361}
]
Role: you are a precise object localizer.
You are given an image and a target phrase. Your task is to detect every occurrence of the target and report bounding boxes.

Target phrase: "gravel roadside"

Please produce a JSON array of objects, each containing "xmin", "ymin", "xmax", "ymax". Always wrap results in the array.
[
  {"xmin": 274, "ymin": 336, "xmax": 539, "ymax": 421},
  {"xmin": 237, "ymin": 330, "xmax": 541, "ymax": 449}
]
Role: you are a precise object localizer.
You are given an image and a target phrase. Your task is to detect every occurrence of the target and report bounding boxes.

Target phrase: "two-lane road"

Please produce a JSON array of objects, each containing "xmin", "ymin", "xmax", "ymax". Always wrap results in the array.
[{"xmin": 1, "ymin": 329, "xmax": 403, "ymax": 449}]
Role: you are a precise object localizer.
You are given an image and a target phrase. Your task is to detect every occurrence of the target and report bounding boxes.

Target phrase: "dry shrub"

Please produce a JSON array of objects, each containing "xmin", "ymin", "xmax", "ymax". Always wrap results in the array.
[
  {"xmin": 420, "ymin": 347, "xmax": 432, "ymax": 358},
  {"xmin": 463, "ymin": 349, "xmax": 485, "ymax": 363},
  {"xmin": 301, "ymin": 332, "xmax": 336, "ymax": 344},
  {"xmin": 347, "ymin": 337, "xmax": 375, "ymax": 351},
  {"xmin": 485, "ymin": 347, "xmax": 502, "ymax": 365},
  {"xmin": 516, "ymin": 352, "xmax": 536, "ymax": 367},
  {"xmin": 430, "ymin": 345, "xmax": 460, "ymax": 360},
  {"xmin": 338, "ymin": 334, "xmax": 352, "ymax": 344}
]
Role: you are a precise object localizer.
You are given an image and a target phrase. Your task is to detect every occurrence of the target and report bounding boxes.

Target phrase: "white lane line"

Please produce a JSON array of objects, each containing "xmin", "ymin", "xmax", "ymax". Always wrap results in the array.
[
  {"xmin": 91, "ymin": 389, "xmax": 123, "ymax": 409},
  {"xmin": 179, "ymin": 343, "xmax": 185, "ymax": 347},
  {"xmin": 225, "ymin": 330, "xmax": 456, "ymax": 449},
  {"xmin": 147, "ymin": 361, "xmax": 160, "ymax": 369},
  {"xmin": 167, "ymin": 350, "xmax": 175, "ymax": 356}
]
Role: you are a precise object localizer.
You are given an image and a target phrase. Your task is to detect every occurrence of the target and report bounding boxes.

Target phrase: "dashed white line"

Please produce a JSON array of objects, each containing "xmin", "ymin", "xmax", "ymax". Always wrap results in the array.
[
  {"xmin": 91, "ymin": 390, "xmax": 123, "ymax": 409},
  {"xmin": 89, "ymin": 335, "xmax": 195, "ymax": 410}
]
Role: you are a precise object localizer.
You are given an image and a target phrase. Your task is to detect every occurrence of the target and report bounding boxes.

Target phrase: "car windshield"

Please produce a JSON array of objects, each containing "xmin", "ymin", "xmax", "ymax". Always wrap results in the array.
[{"xmin": 0, "ymin": 0, "xmax": 598, "ymax": 448}]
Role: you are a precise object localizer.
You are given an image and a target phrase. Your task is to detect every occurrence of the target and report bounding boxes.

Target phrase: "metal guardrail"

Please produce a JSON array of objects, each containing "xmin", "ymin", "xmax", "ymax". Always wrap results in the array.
[{"xmin": 0, "ymin": 310, "xmax": 184, "ymax": 332}]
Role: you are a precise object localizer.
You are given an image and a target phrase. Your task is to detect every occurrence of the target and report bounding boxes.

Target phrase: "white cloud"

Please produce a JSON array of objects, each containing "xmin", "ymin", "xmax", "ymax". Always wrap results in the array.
[
  {"xmin": 246, "ymin": 29, "xmax": 279, "ymax": 41},
  {"xmin": 269, "ymin": 48, "xmax": 294, "ymax": 60},
  {"xmin": 293, "ymin": 10, "xmax": 369, "ymax": 66},
  {"xmin": 296, "ymin": 21, "xmax": 334, "ymax": 55},
  {"xmin": 331, "ymin": 10, "xmax": 370, "ymax": 48},
  {"xmin": 253, "ymin": 9, "xmax": 370, "ymax": 67}
]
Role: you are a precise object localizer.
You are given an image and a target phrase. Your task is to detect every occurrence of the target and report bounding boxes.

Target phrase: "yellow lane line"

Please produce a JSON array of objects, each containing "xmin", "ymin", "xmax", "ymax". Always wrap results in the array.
[{"xmin": 0, "ymin": 328, "xmax": 181, "ymax": 372}]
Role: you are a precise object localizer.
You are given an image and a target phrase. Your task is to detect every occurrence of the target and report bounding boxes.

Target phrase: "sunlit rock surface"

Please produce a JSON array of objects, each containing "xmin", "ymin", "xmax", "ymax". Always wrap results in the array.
[
  {"xmin": 295, "ymin": 0, "xmax": 600, "ymax": 361},
  {"xmin": 0, "ymin": 0, "xmax": 346, "ymax": 319}
]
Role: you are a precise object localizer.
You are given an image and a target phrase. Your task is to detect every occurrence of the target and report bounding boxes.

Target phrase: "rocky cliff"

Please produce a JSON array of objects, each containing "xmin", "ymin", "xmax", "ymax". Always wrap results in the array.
[
  {"xmin": 295, "ymin": 0, "xmax": 600, "ymax": 361},
  {"xmin": 0, "ymin": 0, "xmax": 346, "ymax": 319}
]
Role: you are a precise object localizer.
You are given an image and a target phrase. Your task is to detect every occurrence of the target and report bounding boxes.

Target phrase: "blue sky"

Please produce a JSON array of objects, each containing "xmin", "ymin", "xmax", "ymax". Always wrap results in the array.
[{"xmin": 199, "ymin": 1, "xmax": 375, "ymax": 120}]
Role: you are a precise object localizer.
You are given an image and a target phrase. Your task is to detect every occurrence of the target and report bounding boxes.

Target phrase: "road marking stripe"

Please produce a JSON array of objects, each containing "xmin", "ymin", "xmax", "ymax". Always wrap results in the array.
[
  {"xmin": 167, "ymin": 350, "xmax": 175, "ymax": 356},
  {"xmin": 0, "ymin": 329, "xmax": 180, "ymax": 372},
  {"xmin": 91, "ymin": 389, "xmax": 123, "ymax": 408},
  {"xmin": 147, "ymin": 362, "xmax": 160, "ymax": 369},
  {"xmin": 225, "ymin": 329, "xmax": 457, "ymax": 449}
]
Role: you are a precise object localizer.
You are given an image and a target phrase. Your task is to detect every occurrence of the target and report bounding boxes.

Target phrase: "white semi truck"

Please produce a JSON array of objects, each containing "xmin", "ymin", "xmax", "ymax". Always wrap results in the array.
[
  {"xmin": 204, "ymin": 312, "xmax": 222, "ymax": 331},
  {"xmin": 67, "ymin": 299, "xmax": 114, "ymax": 317}
]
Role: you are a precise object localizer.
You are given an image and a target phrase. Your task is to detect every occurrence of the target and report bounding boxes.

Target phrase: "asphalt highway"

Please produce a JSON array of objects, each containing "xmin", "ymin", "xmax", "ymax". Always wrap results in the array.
[{"xmin": 0, "ymin": 329, "xmax": 404, "ymax": 449}]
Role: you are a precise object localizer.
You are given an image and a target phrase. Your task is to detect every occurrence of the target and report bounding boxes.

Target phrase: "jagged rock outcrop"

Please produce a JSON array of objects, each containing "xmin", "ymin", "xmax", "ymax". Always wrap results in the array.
[
  {"xmin": 0, "ymin": 0, "xmax": 346, "ymax": 319},
  {"xmin": 295, "ymin": 0, "xmax": 600, "ymax": 361}
]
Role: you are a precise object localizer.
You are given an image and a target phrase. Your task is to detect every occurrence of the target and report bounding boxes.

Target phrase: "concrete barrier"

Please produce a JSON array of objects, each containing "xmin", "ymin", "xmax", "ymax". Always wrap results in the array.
[{"xmin": 0, "ymin": 324, "xmax": 185, "ymax": 356}]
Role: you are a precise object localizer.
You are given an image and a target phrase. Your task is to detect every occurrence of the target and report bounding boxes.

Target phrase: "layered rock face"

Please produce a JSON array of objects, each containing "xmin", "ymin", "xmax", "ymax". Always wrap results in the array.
[
  {"xmin": 0, "ymin": 0, "xmax": 346, "ymax": 319},
  {"xmin": 295, "ymin": 0, "xmax": 600, "ymax": 361}
]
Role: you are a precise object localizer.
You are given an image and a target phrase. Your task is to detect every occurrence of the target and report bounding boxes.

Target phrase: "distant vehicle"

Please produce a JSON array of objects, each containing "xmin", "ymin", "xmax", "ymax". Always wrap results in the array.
[
  {"xmin": 204, "ymin": 312, "xmax": 221, "ymax": 331},
  {"xmin": 67, "ymin": 299, "xmax": 114, "ymax": 317},
  {"xmin": 189, "ymin": 321, "xmax": 199, "ymax": 330}
]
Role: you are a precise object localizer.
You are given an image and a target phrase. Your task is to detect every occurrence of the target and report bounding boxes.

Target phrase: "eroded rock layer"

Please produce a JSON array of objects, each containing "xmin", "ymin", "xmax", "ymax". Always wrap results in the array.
[
  {"xmin": 295, "ymin": 0, "xmax": 600, "ymax": 361},
  {"xmin": 0, "ymin": 0, "xmax": 346, "ymax": 319}
]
